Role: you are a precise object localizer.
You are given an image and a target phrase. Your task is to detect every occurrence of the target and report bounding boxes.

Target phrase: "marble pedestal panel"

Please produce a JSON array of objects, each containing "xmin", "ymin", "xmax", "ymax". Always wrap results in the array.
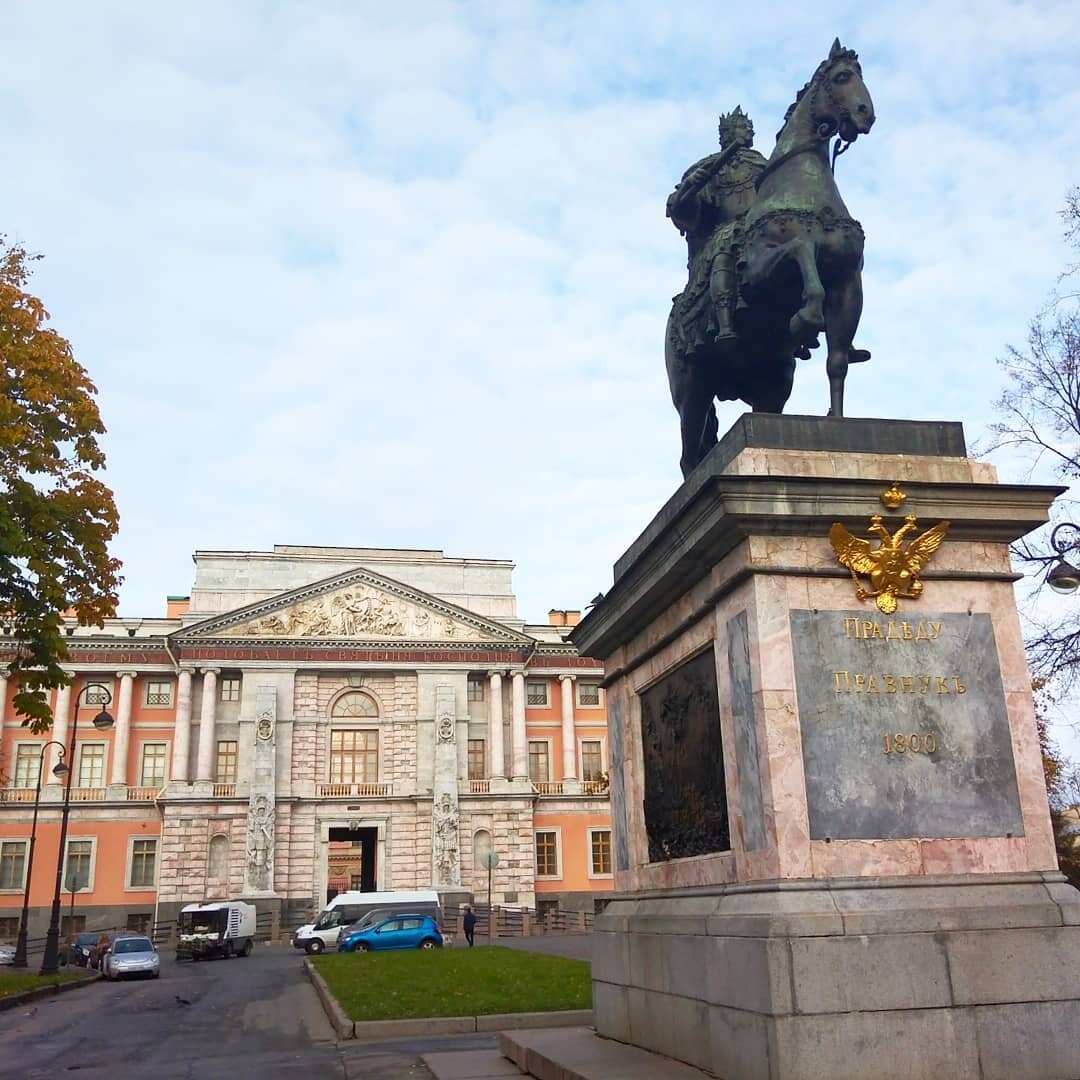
[
  {"xmin": 593, "ymin": 874, "xmax": 1080, "ymax": 1080},
  {"xmin": 572, "ymin": 415, "xmax": 1080, "ymax": 1079}
]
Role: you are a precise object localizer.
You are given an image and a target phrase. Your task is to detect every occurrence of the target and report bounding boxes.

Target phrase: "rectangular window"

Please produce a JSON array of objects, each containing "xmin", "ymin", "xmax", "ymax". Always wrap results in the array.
[
  {"xmin": 215, "ymin": 740, "xmax": 238, "ymax": 784},
  {"xmin": 590, "ymin": 830, "xmax": 612, "ymax": 876},
  {"xmin": 81, "ymin": 680, "xmax": 113, "ymax": 706},
  {"xmin": 0, "ymin": 841, "xmax": 27, "ymax": 890},
  {"xmin": 77, "ymin": 745, "xmax": 105, "ymax": 788},
  {"xmin": 220, "ymin": 677, "xmax": 241, "ymax": 702},
  {"xmin": 129, "ymin": 838, "xmax": 157, "ymax": 888},
  {"xmin": 61, "ymin": 915, "xmax": 86, "ymax": 937},
  {"xmin": 577, "ymin": 681, "xmax": 601, "ymax": 706},
  {"xmin": 350, "ymin": 874, "xmax": 362, "ymax": 890},
  {"xmin": 535, "ymin": 831, "xmax": 559, "ymax": 877},
  {"xmin": 126, "ymin": 912, "xmax": 152, "ymax": 934},
  {"xmin": 467, "ymin": 676, "xmax": 485, "ymax": 702},
  {"xmin": 329, "ymin": 729, "xmax": 379, "ymax": 785},
  {"xmin": 581, "ymin": 740, "xmax": 604, "ymax": 782},
  {"xmin": 13, "ymin": 745, "xmax": 40, "ymax": 789},
  {"xmin": 140, "ymin": 743, "xmax": 168, "ymax": 788},
  {"xmin": 65, "ymin": 840, "xmax": 93, "ymax": 890},
  {"xmin": 526, "ymin": 680, "xmax": 549, "ymax": 707},
  {"xmin": 144, "ymin": 680, "xmax": 173, "ymax": 707},
  {"xmin": 528, "ymin": 741, "xmax": 550, "ymax": 783},
  {"xmin": 468, "ymin": 739, "xmax": 486, "ymax": 780},
  {"xmin": 0, "ymin": 916, "xmax": 19, "ymax": 941}
]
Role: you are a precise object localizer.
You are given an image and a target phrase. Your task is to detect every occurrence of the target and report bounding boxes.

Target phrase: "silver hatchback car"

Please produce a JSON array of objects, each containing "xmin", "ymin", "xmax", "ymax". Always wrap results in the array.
[{"xmin": 101, "ymin": 936, "xmax": 160, "ymax": 980}]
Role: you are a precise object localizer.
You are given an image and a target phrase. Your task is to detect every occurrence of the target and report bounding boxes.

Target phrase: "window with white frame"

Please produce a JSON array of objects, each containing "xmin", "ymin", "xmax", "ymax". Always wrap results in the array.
[
  {"xmin": 577, "ymin": 681, "xmax": 601, "ymax": 707},
  {"xmin": 526, "ymin": 680, "xmax": 549, "ymax": 707},
  {"xmin": 13, "ymin": 745, "xmax": 41, "ymax": 789},
  {"xmin": 139, "ymin": 743, "xmax": 168, "ymax": 788},
  {"xmin": 128, "ymin": 838, "xmax": 157, "ymax": 888},
  {"xmin": 331, "ymin": 691, "xmax": 378, "ymax": 719},
  {"xmin": 581, "ymin": 739, "xmax": 604, "ymax": 782},
  {"xmin": 0, "ymin": 841, "xmax": 27, "ymax": 890},
  {"xmin": 467, "ymin": 675, "xmax": 485, "ymax": 702},
  {"xmin": 467, "ymin": 739, "xmax": 486, "ymax": 780},
  {"xmin": 144, "ymin": 680, "xmax": 173, "ymax": 707},
  {"xmin": 329, "ymin": 729, "xmax": 379, "ymax": 784},
  {"xmin": 64, "ymin": 839, "xmax": 94, "ymax": 890},
  {"xmin": 216, "ymin": 740, "xmax": 238, "ymax": 784},
  {"xmin": 528, "ymin": 740, "xmax": 550, "ymax": 783},
  {"xmin": 81, "ymin": 679, "xmax": 113, "ymax": 707},
  {"xmin": 589, "ymin": 829, "xmax": 613, "ymax": 876},
  {"xmin": 534, "ymin": 830, "xmax": 559, "ymax": 877},
  {"xmin": 219, "ymin": 677, "xmax": 241, "ymax": 702},
  {"xmin": 77, "ymin": 744, "xmax": 106, "ymax": 788}
]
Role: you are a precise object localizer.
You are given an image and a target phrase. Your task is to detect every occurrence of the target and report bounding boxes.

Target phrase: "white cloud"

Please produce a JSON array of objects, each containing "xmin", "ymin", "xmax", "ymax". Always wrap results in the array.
[{"xmin": 2, "ymin": 2, "xmax": 1078, "ymax": 769}]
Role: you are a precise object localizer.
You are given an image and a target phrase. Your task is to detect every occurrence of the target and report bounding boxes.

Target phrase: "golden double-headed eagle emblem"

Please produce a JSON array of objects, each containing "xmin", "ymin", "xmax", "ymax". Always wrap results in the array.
[{"xmin": 829, "ymin": 487, "xmax": 950, "ymax": 614}]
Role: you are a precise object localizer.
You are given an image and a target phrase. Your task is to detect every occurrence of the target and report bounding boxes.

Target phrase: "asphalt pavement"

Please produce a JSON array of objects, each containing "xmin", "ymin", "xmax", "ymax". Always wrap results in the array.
[{"xmin": 0, "ymin": 936, "xmax": 593, "ymax": 1079}]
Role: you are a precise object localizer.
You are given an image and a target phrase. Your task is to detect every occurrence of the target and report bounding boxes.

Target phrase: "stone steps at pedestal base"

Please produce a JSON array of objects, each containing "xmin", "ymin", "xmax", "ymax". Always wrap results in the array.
[{"xmin": 497, "ymin": 1027, "xmax": 713, "ymax": 1080}]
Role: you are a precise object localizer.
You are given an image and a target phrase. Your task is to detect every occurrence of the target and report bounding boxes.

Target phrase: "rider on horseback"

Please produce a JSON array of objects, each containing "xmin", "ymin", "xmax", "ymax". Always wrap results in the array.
[{"xmin": 667, "ymin": 106, "xmax": 765, "ymax": 353}]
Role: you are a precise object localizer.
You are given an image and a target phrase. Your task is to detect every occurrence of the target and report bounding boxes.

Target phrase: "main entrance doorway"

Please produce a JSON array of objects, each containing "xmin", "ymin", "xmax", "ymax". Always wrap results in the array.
[{"xmin": 326, "ymin": 826, "xmax": 377, "ymax": 902}]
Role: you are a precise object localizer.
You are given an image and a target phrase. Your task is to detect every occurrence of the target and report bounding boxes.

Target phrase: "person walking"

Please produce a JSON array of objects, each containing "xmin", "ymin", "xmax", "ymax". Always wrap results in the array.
[{"xmin": 463, "ymin": 905, "xmax": 477, "ymax": 947}]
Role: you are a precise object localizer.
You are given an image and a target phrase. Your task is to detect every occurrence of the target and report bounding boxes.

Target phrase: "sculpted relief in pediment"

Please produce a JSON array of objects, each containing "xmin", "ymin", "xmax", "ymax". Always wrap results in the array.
[{"xmin": 221, "ymin": 586, "xmax": 488, "ymax": 641}]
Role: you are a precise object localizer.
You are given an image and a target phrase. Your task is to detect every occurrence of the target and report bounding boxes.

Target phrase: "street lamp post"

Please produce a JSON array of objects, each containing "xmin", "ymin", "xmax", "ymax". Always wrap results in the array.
[
  {"xmin": 11, "ymin": 740, "xmax": 67, "ymax": 968},
  {"xmin": 1048, "ymin": 523, "xmax": 1080, "ymax": 594},
  {"xmin": 39, "ymin": 682, "xmax": 114, "ymax": 976}
]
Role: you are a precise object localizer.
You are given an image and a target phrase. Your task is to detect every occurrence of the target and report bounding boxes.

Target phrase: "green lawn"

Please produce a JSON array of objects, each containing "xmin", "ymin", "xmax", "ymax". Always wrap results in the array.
[
  {"xmin": 0, "ymin": 971, "xmax": 87, "ymax": 998},
  {"xmin": 312, "ymin": 946, "xmax": 591, "ymax": 1021}
]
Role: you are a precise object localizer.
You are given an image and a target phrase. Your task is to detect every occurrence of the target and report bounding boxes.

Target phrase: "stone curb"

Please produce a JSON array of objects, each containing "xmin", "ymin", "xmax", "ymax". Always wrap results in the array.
[
  {"xmin": 302, "ymin": 958, "xmax": 355, "ymax": 1040},
  {"xmin": 0, "ymin": 973, "xmax": 99, "ymax": 1013},
  {"xmin": 302, "ymin": 959, "xmax": 593, "ymax": 1041}
]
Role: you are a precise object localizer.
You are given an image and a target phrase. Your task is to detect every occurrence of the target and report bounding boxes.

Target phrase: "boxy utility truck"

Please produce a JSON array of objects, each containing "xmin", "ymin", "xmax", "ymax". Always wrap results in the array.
[{"xmin": 177, "ymin": 901, "xmax": 257, "ymax": 960}]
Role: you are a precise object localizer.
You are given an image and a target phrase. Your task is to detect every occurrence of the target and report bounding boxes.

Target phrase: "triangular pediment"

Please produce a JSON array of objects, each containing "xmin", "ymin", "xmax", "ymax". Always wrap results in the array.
[{"xmin": 172, "ymin": 567, "xmax": 530, "ymax": 645}]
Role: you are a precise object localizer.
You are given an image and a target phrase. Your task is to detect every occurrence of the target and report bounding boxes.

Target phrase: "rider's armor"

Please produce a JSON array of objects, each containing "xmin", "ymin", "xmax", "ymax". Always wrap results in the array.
[{"xmin": 668, "ymin": 108, "xmax": 766, "ymax": 353}]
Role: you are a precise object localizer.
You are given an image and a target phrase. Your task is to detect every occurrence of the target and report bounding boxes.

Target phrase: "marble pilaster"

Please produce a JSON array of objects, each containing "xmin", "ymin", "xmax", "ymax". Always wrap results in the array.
[
  {"xmin": 510, "ymin": 670, "xmax": 527, "ymax": 781},
  {"xmin": 194, "ymin": 668, "xmax": 219, "ymax": 782},
  {"xmin": 488, "ymin": 671, "xmax": 505, "ymax": 779},
  {"xmin": 109, "ymin": 671, "xmax": 134, "ymax": 786},
  {"xmin": 171, "ymin": 669, "xmax": 193, "ymax": 782},
  {"xmin": 559, "ymin": 674, "xmax": 577, "ymax": 780}
]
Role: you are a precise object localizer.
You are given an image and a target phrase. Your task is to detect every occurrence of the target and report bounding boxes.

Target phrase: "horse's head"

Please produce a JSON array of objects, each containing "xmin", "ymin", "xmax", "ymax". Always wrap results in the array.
[{"xmin": 814, "ymin": 39, "xmax": 875, "ymax": 143}]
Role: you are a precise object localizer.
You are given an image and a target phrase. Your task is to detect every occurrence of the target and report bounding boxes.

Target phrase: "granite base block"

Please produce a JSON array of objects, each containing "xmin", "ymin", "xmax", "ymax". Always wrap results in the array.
[{"xmin": 593, "ymin": 874, "xmax": 1080, "ymax": 1080}]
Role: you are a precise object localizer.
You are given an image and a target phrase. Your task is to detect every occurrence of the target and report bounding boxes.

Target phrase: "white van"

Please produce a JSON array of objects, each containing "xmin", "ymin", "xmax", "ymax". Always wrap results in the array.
[{"xmin": 292, "ymin": 890, "xmax": 441, "ymax": 954}]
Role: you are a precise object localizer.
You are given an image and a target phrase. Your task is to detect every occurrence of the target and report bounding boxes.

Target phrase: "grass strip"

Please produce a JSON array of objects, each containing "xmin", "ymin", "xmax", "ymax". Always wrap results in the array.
[
  {"xmin": 313, "ymin": 945, "xmax": 591, "ymax": 1021},
  {"xmin": 0, "ymin": 971, "xmax": 87, "ymax": 998}
]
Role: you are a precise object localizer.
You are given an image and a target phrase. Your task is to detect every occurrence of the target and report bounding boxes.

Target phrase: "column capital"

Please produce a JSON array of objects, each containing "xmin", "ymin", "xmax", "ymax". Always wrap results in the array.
[
  {"xmin": 200, "ymin": 667, "xmax": 221, "ymax": 676},
  {"xmin": 509, "ymin": 668, "xmax": 525, "ymax": 679},
  {"xmin": 179, "ymin": 664, "xmax": 196, "ymax": 674},
  {"xmin": 558, "ymin": 673, "xmax": 576, "ymax": 683},
  {"xmin": 114, "ymin": 670, "xmax": 137, "ymax": 681},
  {"xmin": 487, "ymin": 669, "xmax": 506, "ymax": 680}
]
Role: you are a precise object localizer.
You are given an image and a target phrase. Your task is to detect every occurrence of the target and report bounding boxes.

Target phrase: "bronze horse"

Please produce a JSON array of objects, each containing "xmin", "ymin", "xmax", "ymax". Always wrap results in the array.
[{"xmin": 665, "ymin": 40, "xmax": 876, "ymax": 477}]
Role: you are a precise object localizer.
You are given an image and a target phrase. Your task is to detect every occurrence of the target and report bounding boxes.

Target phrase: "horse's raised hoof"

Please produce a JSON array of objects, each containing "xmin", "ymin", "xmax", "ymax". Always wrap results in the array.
[{"xmin": 850, "ymin": 348, "xmax": 871, "ymax": 364}]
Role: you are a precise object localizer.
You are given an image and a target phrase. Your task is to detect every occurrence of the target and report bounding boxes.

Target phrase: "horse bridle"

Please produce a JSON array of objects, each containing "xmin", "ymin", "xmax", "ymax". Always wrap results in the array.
[{"xmin": 754, "ymin": 61, "xmax": 857, "ymax": 188}]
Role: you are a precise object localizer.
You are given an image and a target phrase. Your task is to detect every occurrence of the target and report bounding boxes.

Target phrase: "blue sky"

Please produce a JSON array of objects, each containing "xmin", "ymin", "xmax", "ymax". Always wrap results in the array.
[{"xmin": 2, "ymin": 4, "xmax": 1078, "ymax": 680}]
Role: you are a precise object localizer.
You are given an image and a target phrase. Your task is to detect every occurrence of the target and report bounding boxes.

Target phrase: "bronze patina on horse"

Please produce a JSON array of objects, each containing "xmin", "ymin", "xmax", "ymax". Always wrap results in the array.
[{"xmin": 666, "ymin": 39, "xmax": 876, "ymax": 476}]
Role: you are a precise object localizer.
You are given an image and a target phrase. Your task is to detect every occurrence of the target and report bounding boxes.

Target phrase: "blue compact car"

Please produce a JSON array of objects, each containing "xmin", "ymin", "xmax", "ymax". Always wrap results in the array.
[{"xmin": 338, "ymin": 914, "xmax": 444, "ymax": 953}]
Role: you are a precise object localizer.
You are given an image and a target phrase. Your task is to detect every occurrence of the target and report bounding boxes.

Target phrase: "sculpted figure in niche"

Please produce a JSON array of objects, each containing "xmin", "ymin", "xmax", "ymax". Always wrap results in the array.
[{"xmin": 247, "ymin": 795, "xmax": 276, "ymax": 887}]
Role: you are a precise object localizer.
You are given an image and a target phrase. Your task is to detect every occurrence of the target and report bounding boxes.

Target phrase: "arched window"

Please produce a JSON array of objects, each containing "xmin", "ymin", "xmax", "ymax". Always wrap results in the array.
[
  {"xmin": 473, "ymin": 829, "xmax": 493, "ymax": 869},
  {"xmin": 331, "ymin": 691, "xmax": 379, "ymax": 719},
  {"xmin": 208, "ymin": 834, "xmax": 229, "ymax": 880}
]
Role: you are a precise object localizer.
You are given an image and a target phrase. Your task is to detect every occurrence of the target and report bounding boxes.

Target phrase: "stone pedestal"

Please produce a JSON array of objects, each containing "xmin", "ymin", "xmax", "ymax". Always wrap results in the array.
[{"xmin": 572, "ymin": 415, "xmax": 1080, "ymax": 1080}]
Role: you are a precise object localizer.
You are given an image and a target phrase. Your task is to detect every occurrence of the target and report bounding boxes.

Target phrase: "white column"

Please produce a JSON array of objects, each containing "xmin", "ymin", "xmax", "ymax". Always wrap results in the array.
[
  {"xmin": 195, "ymin": 668, "xmax": 219, "ymax": 782},
  {"xmin": 560, "ymin": 675, "xmax": 577, "ymax": 781},
  {"xmin": 0, "ymin": 673, "xmax": 7, "ymax": 716},
  {"xmin": 171, "ymin": 669, "xmax": 193, "ymax": 782},
  {"xmin": 109, "ymin": 672, "xmax": 135, "ymax": 786},
  {"xmin": 510, "ymin": 670, "xmax": 527, "ymax": 781},
  {"xmin": 49, "ymin": 682, "xmax": 72, "ymax": 778},
  {"xmin": 487, "ymin": 671, "xmax": 505, "ymax": 779}
]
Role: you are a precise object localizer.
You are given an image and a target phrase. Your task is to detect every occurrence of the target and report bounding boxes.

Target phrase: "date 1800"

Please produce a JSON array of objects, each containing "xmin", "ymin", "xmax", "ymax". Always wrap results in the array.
[{"xmin": 883, "ymin": 732, "xmax": 939, "ymax": 755}]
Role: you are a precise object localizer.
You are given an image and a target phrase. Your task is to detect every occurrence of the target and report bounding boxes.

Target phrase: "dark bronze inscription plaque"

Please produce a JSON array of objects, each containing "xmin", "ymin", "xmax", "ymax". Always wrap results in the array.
[{"xmin": 639, "ymin": 648, "xmax": 729, "ymax": 861}]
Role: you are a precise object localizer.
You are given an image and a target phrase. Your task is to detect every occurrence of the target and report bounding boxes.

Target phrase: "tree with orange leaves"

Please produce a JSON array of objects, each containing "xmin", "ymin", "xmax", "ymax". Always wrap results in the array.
[{"xmin": 0, "ymin": 236, "xmax": 121, "ymax": 732}]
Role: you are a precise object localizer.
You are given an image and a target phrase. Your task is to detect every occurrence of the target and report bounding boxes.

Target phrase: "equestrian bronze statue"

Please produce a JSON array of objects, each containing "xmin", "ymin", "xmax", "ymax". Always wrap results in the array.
[{"xmin": 666, "ymin": 39, "xmax": 876, "ymax": 477}]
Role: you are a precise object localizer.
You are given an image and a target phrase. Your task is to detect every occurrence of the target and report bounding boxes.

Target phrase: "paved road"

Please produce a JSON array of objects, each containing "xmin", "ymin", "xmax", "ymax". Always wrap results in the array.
[
  {"xmin": 0, "ymin": 937, "xmax": 592, "ymax": 1079},
  {"xmin": 0, "ymin": 944, "xmax": 489, "ymax": 1080}
]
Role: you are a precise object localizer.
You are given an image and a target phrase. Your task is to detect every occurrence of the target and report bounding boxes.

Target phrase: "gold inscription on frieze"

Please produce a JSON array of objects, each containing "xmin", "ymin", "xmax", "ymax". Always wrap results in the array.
[
  {"xmin": 842, "ymin": 617, "xmax": 942, "ymax": 642},
  {"xmin": 883, "ymin": 732, "xmax": 940, "ymax": 754},
  {"xmin": 832, "ymin": 671, "xmax": 967, "ymax": 695}
]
